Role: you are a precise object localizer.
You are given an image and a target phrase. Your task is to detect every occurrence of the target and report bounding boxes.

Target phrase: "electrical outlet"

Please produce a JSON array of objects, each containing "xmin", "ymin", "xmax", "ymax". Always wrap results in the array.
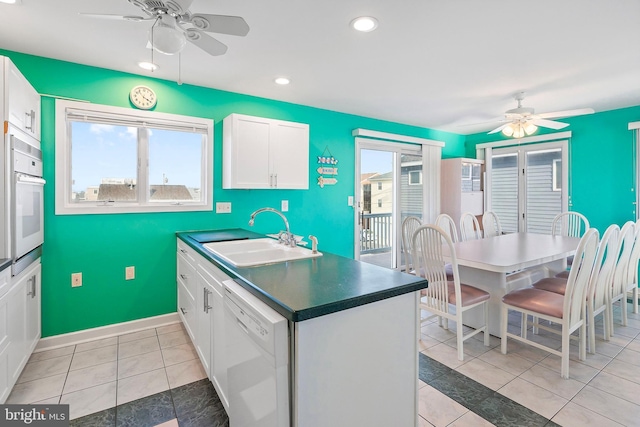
[
  {"xmin": 125, "ymin": 266, "xmax": 135, "ymax": 280},
  {"xmin": 216, "ymin": 202, "xmax": 232, "ymax": 214},
  {"xmin": 71, "ymin": 272, "xmax": 82, "ymax": 287},
  {"xmin": 281, "ymin": 200, "xmax": 289, "ymax": 212}
]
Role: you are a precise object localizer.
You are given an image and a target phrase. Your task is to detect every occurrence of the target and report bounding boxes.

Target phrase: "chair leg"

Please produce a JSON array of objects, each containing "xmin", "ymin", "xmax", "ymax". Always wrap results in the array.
[
  {"xmin": 603, "ymin": 307, "xmax": 610, "ymax": 341},
  {"xmin": 608, "ymin": 297, "xmax": 616, "ymax": 338},
  {"xmin": 483, "ymin": 301, "xmax": 490, "ymax": 347},
  {"xmin": 579, "ymin": 321, "xmax": 587, "ymax": 361},
  {"xmin": 501, "ymin": 306, "xmax": 508, "ymax": 354},
  {"xmin": 588, "ymin": 306, "xmax": 595, "ymax": 355},
  {"xmin": 456, "ymin": 315, "xmax": 464, "ymax": 361},
  {"xmin": 623, "ymin": 294, "xmax": 629, "ymax": 327},
  {"xmin": 634, "ymin": 286, "xmax": 639, "ymax": 314},
  {"xmin": 561, "ymin": 326, "xmax": 570, "ymax": 379},
  {"xmin": 521, "ymin": 312, "xmax": 527, "ymax": 337}
]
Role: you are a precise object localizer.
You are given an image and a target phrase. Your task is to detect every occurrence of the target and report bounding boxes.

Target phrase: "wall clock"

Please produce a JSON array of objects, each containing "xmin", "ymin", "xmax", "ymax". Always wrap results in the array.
[{"xmin": 129, "ymin": 85, "xmax": 157, "ymax": 110}]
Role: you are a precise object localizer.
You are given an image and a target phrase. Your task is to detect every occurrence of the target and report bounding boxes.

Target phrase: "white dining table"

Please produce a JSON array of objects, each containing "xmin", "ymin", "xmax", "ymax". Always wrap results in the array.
[{"xmin": 442, "ymin": 232, "xmax": 581, "ymax": 337}]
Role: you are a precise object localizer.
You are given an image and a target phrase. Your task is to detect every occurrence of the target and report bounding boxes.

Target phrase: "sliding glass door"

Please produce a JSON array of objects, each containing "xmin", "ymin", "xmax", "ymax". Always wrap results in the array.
[{"xmin": 489, "ymin": 141, "xmax": 568, "ymax": 233}]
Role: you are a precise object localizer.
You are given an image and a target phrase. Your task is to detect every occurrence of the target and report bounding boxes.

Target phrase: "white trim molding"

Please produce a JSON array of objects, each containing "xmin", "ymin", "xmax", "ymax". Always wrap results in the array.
[
  {"xmin": 352, "ymin": 128, "xmax": 445, "ymax": 147},
  {"xmin": 476, "ymin": 131, "xmax": 572, "ymax": 150},
  {"xmin": 629, "ymin": 121, "xmax": 640, "ymax": 130},
  {"xmin": 34, "ymin": 313, "xmax": 180, "ymax": 352}
]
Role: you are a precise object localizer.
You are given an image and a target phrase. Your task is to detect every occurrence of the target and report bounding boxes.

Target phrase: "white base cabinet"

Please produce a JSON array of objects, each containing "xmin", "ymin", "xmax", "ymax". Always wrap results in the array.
[
  {"xmin": 176, "ymin": 241, "xmax": 229, "ymax": 410},
  {"xmin": 0, "ymin": 260, "xmax": 41, "ymax": 404},
  {"xmin": 222, "ymin": 113, "xmax": 309, "ymax": 189}
]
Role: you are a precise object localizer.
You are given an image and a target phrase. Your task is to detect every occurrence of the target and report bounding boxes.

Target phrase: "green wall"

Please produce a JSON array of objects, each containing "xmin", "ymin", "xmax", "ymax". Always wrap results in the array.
[
  {"xmin": 465, "ymin": 105, "xmax": 640, "ymax": 233},
  {"xmin": 1, "ymin": 49, "xmax": 466, "ymax": 337}
]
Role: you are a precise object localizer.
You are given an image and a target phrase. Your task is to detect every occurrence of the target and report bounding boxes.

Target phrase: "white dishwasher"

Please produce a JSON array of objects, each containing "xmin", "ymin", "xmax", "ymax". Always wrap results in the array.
[{"xmin": 223, "ymin": 279, "xmax": 289, "ymax": 427}]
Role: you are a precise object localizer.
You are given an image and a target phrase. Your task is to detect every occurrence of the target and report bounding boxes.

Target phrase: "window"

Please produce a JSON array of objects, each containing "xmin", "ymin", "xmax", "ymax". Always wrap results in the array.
[
  {"xmin": 552, "ymin": 159, "xmax": 562, "ymax": 191},
  {"xmin": 408, "ymin": 170, "xmax": 422, "ymax": 185},
  {"xmin": 378, "ymin": 182, "xmax": 383, "ymax": 190},
  {"xmin": 55, "ymin": 100, "xmax": 213, "ymax": 214},
  {"xmin": 378, "ymin": 199, "xmax": 383, "ymax": 208}
]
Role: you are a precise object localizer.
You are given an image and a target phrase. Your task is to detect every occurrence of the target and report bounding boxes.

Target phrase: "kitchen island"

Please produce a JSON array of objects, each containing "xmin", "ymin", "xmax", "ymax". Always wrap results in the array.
[{"xmin": 177, "ymin": 229, "xmax": 428, "ymax": 427}]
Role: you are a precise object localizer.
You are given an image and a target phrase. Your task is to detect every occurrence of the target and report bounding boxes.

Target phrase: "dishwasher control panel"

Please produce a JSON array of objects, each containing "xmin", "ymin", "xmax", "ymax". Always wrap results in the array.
[{"xmin": 225, "ymin": 292, "xmax": 271, "ymax": 343}]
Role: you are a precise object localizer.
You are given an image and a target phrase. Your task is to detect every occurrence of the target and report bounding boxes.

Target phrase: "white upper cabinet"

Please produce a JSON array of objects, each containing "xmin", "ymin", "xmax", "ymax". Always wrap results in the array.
[
  {"xmin": 3, "ymin": 57, "xmax": 40, "ymax": 140},
  {"xmin": 223, "ymin": 113, "xmax": 309, "ymax": 189}
]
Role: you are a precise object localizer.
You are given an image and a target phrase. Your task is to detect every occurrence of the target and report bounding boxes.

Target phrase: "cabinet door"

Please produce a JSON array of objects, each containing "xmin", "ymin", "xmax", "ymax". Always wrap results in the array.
[
  {"xmin": 6, "ymin": 59, "xmax": 40, "ymax": 140},
  {"xmin": 25, "ymin": 264, "xmax": 41, "ymax": 355},
  {"xmin": 196, "ymin": 272, "xmax": 212, "ymax": 376},
  {"xmin": 223, "ymin": 115, "xmax": 271, "ymax": 189},
  {"xmin": 7, "ymin": 277, "xmax": 27, "ymax": 385},
  {"xmin": 178, "ymin": 281, "xmax": 197, "ymax": 342},
  {"xmin": 271, "ymin": 121, "xmax": 309, "ymax": 189}
]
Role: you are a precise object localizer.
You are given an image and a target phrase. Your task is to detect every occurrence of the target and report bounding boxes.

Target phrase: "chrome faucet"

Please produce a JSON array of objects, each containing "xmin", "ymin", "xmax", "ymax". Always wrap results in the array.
[{"xmin": 248, "ymin": 207, "xmax": 297, "ymax": 247}]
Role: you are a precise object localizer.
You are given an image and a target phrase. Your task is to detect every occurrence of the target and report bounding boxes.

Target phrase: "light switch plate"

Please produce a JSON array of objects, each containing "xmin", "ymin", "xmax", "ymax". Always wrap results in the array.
[
  {"xmin": 72, "ymin": 272, "xmax": 82, "ymax": 287},
  {"xmin": 216, "ymin": 202, "xmax": 232, "ymax": 214},
  {"xmin": 348, "ymin": 196, "xmax": 354, "ymax": 206},
  {"xmin": 281, "ymin": 200, "xmax": 289, "ymax": 212},
  {"xmin": 125, "ymin": 266, "xmax": 135, "ymax": 280}
]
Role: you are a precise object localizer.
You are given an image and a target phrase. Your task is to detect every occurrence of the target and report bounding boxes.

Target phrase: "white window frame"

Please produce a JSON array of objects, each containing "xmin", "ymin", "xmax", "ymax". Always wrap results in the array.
[
  {"xmin": 552, "ymin": 159, "xmax": 562, "ymax": 192},
  {"xmin": 55, "ymin": 100, "xmax": 213, "ymax": 215},
  {"xmin": 408, "ymin": 170, "xmax": 422, "ymax": 185}
]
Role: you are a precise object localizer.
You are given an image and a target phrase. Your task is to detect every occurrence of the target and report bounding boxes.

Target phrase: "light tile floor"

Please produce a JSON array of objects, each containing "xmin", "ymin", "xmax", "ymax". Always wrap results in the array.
[
  {"xmin": 6, "ymin": 322, "xmax": 206, "ymax": 425},
  {"xmin": 418, "ymin": 304, "xmax": 640, "ymax": 426}
]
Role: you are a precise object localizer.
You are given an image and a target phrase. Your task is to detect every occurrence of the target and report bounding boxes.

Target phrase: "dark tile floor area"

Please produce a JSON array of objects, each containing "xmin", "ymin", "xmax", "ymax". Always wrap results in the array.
[
  {"xmin": 69, "ymin": 379, "xmax": 228, "ymax": 427},
  {"xmin": 419, "ymin": 353, "xmax": 559, "ymax": 427}
]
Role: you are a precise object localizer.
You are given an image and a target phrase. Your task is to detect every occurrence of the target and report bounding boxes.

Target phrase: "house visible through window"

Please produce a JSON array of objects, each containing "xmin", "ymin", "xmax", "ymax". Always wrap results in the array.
[{"xmin": 55, "ymin": 100, "xmax": 213, "ymax": 214}]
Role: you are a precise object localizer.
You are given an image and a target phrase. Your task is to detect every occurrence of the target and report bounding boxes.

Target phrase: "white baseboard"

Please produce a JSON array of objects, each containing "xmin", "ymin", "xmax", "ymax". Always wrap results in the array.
[{"xmin": 35, "ymin": 312, "xmax": 181, "ymax": 352}]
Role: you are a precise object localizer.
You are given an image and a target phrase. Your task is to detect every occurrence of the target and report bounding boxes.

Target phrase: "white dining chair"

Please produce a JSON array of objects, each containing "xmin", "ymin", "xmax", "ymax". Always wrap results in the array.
[
  {"xmin": 401, "ymin": 216, "xmax": 422, "ymax": 274},
  {"xmin": 501, "ymin": 228, "xmax": 599, "ymax": 379},
  {"xmin": 482, "ymin": 211, "xmax": 502, "ymax": 238},
  {"xmin": 460, "ymin": 212, "xmax": 482, "ymax": 241},
  {"xmin": 553, "ymin": 211, "xmax": 590, "ymax": 278},
  {"xmin": 435, "ymin": 213, "xmax": 459, "ymax": 243},
  {"xmin": 413, "ymin": 224, "xmax": 490, "ymax": 361},
  {"xmin": 533, "ymin": 224, "xmax": 620, "ymax": 353},
  {"xmin": 611, "ymin": 221, "xmax": 636, "ymax": 335}
]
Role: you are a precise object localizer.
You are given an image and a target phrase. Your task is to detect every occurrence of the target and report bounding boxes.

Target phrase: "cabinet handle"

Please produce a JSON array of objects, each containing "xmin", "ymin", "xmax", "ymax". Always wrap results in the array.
[
  {"xmin": 204, "ymin": 288, "xmax": 212, "ymax": 313},
  {"xmin": 32, "ymin": 275, "xmax": 36, "ymax": 298},
  {"xmin": 25, "ymin": 110, "xmax": 35, "ymax": 131},
  {"xmin": 27, "ymin": 277, "xmax": 33, "ymax": 297},
  {"xmin": 180, "ymin": 307, "xmax": 187, "ymax": 315},
  {"xmin": 274, "ymin": 173, "xmax": 278, "ymax": 188},
  {"xmin": 180, "ymin": 273, "xmax": 188, "ymax": 280}
]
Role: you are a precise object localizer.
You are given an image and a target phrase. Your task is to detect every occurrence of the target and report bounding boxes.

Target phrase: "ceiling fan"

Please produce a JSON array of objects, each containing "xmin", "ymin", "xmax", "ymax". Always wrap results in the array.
[
  {"xmin": 487, "ymin": 92, "xmax": 594, "ymax": 138},
  {"xmin": 82, "ymin": 0, "xmax": 250, "ymax": 56}
]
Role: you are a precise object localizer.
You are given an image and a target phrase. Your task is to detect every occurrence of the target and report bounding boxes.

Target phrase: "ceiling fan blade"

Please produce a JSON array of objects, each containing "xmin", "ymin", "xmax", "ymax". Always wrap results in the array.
[
  {"xmin": 79, "ymin": 13, "xmax": 149, "ymax": 22},
  {"xmin": 536, "ymin": 108, "xmax": 595, "ymax": 119},
  {"xmin": 164, "ymin": 0, "xmax": 194, "ymax": 15},
  {"xmin": 189, "ymin": 14, "xmax": 250, "ymax": 36},
  {"xmin": 488, "ymin": 123, "xmax": 512, "ymax": 134},
  {"xmin": 185, "ymin": 29, "xmax": 228, "ymax": 56},
  {"xmin": 530, "ymin": 118, "xmax": 569, "ymax": 130}
]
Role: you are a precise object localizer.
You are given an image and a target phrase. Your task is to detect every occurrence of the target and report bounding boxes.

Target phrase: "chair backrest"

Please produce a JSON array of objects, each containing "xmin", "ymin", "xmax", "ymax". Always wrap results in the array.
[
  {"xmin": 412, "ymin": 224, "xmax": 460, "ymax": 313},
  {"xmin": 435, "ymin": 213, "xmax": 459, "ymax": 243},
  {"xmin": 586, "ymin": 224, "xmax": 620, "ymax": 310},
  {"xmin": 459, "ymin": 212, "xmax": 482, "ymax": 241},
  {"xmin": 552, "ymin": 211, "xmax": 590, "ymax": 237},
  {"xmin": 401, "ymin": 216, "xmax": 422, "ymax": 273},
  {"xmin": 613, "ymin": 221, "xmax": 636, "ymax": 295},
  {"xmin": 623, "ymin": 225, "xmax": 640, "ymax": 287},
  {"xmin": 482, "ymin": 211, "xmax": 502, "ymax": 238},
  {"xmin": 564, "ymin": 228, "xmax": 599, "ymax": 328}
]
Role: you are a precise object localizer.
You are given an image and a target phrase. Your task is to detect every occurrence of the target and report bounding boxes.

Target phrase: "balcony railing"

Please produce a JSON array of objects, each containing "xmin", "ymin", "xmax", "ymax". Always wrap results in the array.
[{"xmin": 360, "ymin": 212, "xmax": 393, "ymax": 254}]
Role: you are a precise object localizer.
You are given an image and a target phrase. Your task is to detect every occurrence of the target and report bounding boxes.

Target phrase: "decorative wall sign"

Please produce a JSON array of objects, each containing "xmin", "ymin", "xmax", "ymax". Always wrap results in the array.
[{"xmin": 317, "ymin": 146, "xmax": 338, "ymax": 188}]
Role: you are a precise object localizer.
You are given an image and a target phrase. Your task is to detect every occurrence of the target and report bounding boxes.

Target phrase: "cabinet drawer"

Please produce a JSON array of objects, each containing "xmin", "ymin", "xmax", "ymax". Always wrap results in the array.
[
  {"xmin": 0, "ymin": 269, "xmax": 9, "ymax": 300},
  {"xmin": 177, "ymin": 252, "xmax": 197, "ymax": 302},
  {"xmin": 0, "ymin": 295, "xmax": 7, "ymax": 353},
  {"xmin": 178, "ymin": 282, "xmax": 197, "ymax": 342},
  {"xmin": 177, "ymin": 241, "xmax": 196, "ymax": 264}
]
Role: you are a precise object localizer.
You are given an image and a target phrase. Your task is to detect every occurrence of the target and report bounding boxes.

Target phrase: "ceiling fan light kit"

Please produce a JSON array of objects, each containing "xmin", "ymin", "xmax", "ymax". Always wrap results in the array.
[
  {"xmin": 149, "ymin": 15, "xmax": 186, "ymax": 55},
  {"xmin": 486, "ymin": 92, "xmax": 594, "ymax": 138}
]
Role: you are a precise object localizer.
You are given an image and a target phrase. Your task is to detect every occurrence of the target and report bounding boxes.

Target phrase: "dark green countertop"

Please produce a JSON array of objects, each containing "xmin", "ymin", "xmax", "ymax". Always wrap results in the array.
[
  {"xmin": 177, "ymin": 229, "xmax": 428, "ymax": 322},
  {"xmin": 0, "ymin": 258, "xmax": 10, "ymax": 273}
]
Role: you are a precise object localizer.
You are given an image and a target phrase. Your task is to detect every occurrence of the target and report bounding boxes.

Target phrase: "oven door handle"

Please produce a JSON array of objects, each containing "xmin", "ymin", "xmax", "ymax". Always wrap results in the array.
[{"xmin": 16, "ymin": 174, "xmax": 46, "ymax": 185}]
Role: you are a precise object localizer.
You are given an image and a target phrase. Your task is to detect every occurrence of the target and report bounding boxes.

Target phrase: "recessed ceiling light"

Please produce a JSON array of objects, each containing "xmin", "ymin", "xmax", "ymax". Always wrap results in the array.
[
  {"xmin": 0, "ymin": 0, "xmax": 19, "ymax": 4},
  {"xmin": 351, "ymin": 16, "xmax": 378, "ymax": 32},
  {"xmin": 275, "ymin": 77, "xmax": 290, "ymax": 85},
  {"xmin": 138, "ymin": 61, "xmax": 159, "ymax": 71}
]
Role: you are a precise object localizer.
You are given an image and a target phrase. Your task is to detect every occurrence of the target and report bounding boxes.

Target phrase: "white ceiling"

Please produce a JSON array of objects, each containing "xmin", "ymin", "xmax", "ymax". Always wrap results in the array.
[{"xmin": 1, "ymin": 0, "xmax": 639, "ymax": 135}]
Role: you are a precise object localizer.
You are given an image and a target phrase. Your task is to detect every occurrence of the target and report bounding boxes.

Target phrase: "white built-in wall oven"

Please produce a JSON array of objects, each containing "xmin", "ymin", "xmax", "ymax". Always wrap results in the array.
[{"xmin": 9, "ymin": 133, "xmax": 44, "ymax": 276}]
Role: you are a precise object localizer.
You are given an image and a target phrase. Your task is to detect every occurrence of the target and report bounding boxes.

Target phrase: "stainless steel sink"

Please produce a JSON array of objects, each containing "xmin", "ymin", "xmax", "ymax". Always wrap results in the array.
[{"xmin": 203, "ymin": 238, "xmax": 322, "ymax": 267}]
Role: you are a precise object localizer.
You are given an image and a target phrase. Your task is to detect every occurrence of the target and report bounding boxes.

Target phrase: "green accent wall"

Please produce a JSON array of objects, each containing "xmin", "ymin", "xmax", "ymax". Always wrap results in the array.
[
  {"xmin": 465, "ymin": 105, "xmax": 640, "ymax": 233},
  {"xmin": 1, "ymin": 49, "xmax": 467, "ymax": 337}
]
